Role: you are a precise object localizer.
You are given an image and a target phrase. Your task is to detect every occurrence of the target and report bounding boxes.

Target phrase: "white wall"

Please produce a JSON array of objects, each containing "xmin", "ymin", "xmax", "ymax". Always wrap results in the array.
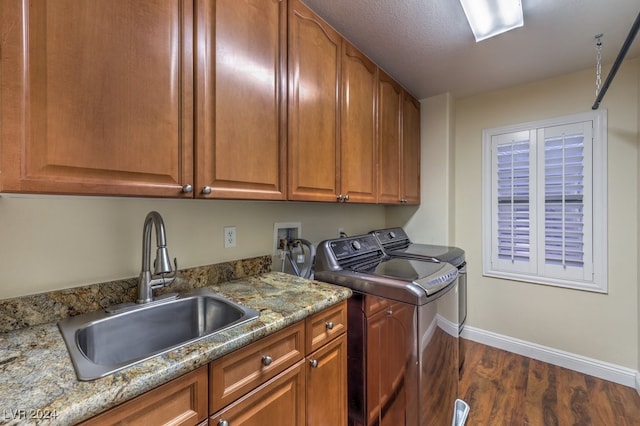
[
  {"xmin": 453, "ymin": 59, "xmax": 639, "ymax": 369},
  {"xmin": 0, "ymin": 196, "xmax": 385, "ymax": 299}
]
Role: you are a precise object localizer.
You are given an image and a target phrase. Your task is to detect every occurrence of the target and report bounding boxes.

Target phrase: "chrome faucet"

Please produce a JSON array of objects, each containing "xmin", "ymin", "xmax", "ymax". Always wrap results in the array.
[{"xmin": 137, "ymin": 211, "xmax": 177, "ymax": 304}]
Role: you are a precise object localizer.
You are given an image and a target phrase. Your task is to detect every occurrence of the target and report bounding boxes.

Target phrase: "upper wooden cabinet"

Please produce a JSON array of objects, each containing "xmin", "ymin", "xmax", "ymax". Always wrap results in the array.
[
  {"xmin": 377, "ymin": 73, "xmax": 421, "ymax": 205},
  {"xmin": 377, "ymin": 70, "xmax": 403, "ymax": 204},
  {"xmin": 195, "ymin": 0, "xmax": 287, "ymax": 200},
  {"xmin": 402, "ymin": 91, "xmax": 421, "ymax": 205},
  {"xmin": 340, "ymin": 41, "xmax": 378, "ymax": 203},
  {"xmin": 288, "ymin": 0, "xmax": 342, "ymax": 202},
  {"xmin": 1, "ymin": 0, "xmax": 419, "ymax": 204},
  {"xmin": 0, "ymin": 0, "xmax": 194, "ymax": 197}
]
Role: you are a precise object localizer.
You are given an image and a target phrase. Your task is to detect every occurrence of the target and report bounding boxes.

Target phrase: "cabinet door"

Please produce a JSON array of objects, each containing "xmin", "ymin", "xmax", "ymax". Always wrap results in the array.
[
  {"xmin": 288, "ymin": 0, "xmax": 341, "ymax": 202},
  {"xmin": 377, "ymin": 71, "xmax": 403, "ymax": 204},
  {"xmin": 366, "ymin": 303, "xmax": 413, "ymax": 426},
  {"xmin": 211, "ymin": 361, "xmax": 306, "ymax": 426},
  {"xmin": 195, "ymin": 0, "xmax": 287, "ymax": 200},
  {"xmin": 340, "ymin": 41, "xmax": 378, "ymax": 203},
  {"xmin": 81, "ymin": 366, "xmax": 208, "ymax": 426},
  {"xmin": 306, "ymin": 333, "xmax": 347, "ymax": 426},
  {"xmin": 0, "ymin": 0, "xmax": 194, "ymax": 197},
  {"xmin": 402, "ymin": 91, "xmax": 421, "ymax": 204}
]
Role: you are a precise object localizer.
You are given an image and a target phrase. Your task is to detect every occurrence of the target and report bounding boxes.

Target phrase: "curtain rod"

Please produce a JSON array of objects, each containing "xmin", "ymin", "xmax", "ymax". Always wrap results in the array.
[{"xmin": 592, "ymin": 11, "xmax": 640, "ymax": 110}]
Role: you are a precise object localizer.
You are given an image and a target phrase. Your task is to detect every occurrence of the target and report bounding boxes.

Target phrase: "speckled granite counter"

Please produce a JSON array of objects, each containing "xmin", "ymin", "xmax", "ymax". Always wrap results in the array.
[{"xmin": 0, "ymin": 261, "xmax": 351, "ymax": 425}]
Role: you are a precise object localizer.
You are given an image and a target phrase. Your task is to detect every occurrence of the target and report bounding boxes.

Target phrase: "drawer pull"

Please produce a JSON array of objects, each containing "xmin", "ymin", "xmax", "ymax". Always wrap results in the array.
[
  {"xmin": 325, "ymin": 321, "xmax": 334, "ymax": 330},
  {"xmin": 262, "ymin": 355, "xmax": 273, "ymax": 366},
  {"xmin": 218, "ymin": 420, "xmax": 229, "ymax": 426},
  {"xmin": 309, "ymin": 359, "xmax": 319, "ymax": 368}
]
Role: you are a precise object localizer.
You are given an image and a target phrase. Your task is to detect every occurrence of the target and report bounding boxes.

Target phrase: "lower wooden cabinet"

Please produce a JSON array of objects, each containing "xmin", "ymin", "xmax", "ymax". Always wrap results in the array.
[
  {"xmin": 80, "ymin": 302, "xmax": 347, "ymax": 426},
  {"xmin": 306, "ymin": 333, "xmax": 347, "ymax": 426},
  {"xmin": 80, "ymin": 366, "xmax": 208, "ymax": 426},
  {"xmin": 211, "ymin": 301, "xmax": 348, "ymax": 425},
  {"xmin": 210, "ymin": 361, "xmax": 306, "ymax": 426}
]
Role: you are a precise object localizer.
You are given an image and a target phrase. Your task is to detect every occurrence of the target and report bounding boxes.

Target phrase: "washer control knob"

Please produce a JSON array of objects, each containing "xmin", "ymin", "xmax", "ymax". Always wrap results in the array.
[
  {"xmin": 351, "ymin": 241, "xmax": 361, "ymax": 251},
  {"xmin": 388, "ymin": 231, "xmax": 396, "ymax": 239}
]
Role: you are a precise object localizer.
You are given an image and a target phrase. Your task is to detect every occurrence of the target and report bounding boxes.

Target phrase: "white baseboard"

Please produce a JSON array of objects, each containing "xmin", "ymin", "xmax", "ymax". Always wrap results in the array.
[{"xmin": 461, "ymin": 325, "xmax": 638, "ymax": 389}]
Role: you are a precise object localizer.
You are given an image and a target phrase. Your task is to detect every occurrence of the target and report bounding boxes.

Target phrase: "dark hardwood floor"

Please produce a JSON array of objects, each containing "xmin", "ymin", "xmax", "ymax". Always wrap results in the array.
[{"xmin": 459, "ymin": 339, "xmax": 640, "ymax": 426}]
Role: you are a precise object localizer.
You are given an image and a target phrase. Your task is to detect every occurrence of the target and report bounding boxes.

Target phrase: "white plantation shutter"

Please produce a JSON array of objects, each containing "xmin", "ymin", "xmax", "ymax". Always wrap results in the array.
[
  {"xmin": 491, "ymin": 130, "xmax": 536, "ymax": 274},
  {"xmin": 538, "ymin": 123, "xmax": 593, "ymax": 282},
  {"xmin": 483, "ymin": 111, "xmax": 607, "ymax": 292}
]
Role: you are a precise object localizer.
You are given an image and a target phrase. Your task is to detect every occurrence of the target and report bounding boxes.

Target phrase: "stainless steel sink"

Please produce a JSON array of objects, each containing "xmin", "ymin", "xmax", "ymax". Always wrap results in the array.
[{"xmin": 58, "ymin": 289, "xmax": 259, "ymax": 381}]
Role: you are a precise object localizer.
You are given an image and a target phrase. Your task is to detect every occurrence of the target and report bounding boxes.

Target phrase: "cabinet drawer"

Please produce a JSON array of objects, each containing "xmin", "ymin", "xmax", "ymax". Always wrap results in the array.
[
  {"xmin": 209, "ymin": 322, "xmax": 305, "ymax": 413},
  {"xmin": 81, "ymin": 365, "xmax": 208, "ymax": 426},
  {"xmin": 305, "ymin": 301, "xmax": 347, "ymax": 354}
]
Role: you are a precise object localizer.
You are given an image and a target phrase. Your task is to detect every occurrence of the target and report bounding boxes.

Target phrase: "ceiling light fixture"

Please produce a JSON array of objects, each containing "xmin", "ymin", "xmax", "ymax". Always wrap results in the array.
[{"xmin": 459, "ymin": 0, "xmax": 523, "ymax": 42}]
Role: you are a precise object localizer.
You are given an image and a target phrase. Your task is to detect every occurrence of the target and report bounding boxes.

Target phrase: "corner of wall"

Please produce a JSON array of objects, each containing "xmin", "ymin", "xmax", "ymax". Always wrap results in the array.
[
  {"xmin": 637, "ymin": 57, "xmax": 640, "ymax": 378},
  {"xmin": 393, "ymin": 93, "xmax": 455, "ymax": 245},
  {"xmin": 446, "ymin": 93, "xmax": 456, "ymax": 245}
]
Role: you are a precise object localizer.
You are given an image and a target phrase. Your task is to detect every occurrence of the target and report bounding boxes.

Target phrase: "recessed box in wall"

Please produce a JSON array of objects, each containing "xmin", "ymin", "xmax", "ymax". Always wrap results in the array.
[{"xmin": 273, "ymin": 222, "xmax": 302, "ymax": 254}]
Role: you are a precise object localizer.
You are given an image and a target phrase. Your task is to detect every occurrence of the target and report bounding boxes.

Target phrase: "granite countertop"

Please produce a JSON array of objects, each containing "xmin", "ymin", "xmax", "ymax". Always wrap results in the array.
[{"xmin": 0, "ymin": 271, "xmax": 351, "ymax": 425}]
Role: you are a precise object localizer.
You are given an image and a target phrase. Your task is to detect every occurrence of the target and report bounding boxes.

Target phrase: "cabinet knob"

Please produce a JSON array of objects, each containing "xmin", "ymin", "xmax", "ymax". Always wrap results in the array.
[
  {"xmin": 201, "ymin": 186, "xmax": 212, "ymax": 195},
  {"xmin": 309, "ymin": 359, "xmax": 319, "ymax": 368},
  {"xmin": 325, "ymin": 321, "xmax": 334, "ymax": 330},
  {"xmin": 181, "ymin": 184, "xmax": 193, "ymax": 194},
  {"xmin": 262, "ymin": 355, "xmax": 273, "ymax": 366},
  {"xmin": 336, "ymin": 194, "xmax": 344, "ymax": 201},
  {"xmin": 344, "ymin": 194, "xmax": 350, "ymax": 201},
  {"xmin": 218, "ymin": 420, "xmax": 229, "ymax": 426}
]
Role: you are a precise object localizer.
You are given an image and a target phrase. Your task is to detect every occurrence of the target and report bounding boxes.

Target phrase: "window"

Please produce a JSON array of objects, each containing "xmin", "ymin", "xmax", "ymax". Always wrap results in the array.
[{"xmin": 482, "ymin": 111, "xmax": 607, "ymax": 292}]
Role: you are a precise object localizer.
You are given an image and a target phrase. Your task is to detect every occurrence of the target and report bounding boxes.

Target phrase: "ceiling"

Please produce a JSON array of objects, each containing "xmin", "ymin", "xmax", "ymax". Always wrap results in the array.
[{"xmin": 301, "ymin": 0, "xmax": 640, "ymax": 99}]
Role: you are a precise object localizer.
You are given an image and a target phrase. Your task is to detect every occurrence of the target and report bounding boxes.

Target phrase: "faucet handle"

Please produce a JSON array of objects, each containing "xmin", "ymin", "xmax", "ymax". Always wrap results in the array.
[{"xmin": 150, "ymin": 258, "xmax": 178, "ymax": 289}]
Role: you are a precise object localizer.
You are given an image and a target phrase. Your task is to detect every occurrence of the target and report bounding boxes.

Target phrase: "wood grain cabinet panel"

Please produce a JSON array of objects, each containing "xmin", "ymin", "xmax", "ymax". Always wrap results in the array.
[
  {"xmin": 401, "ymin": 91, "xmax": 421, "ymax": 205},
  {"xmin": 0, "ymin": 0, "xmax": 194, "ymax": 197},
  {"xmin": 211, "ymin": 361, "xmax": 306, "ymax": 426},
  {"xmin": 287, "ymin": 0, "xmax": 342, "ymax": 202},
  {"xmin": 195, "ymin": 0, "xmax": 287, "ymax": 200},
  {"xmin": 209, "ymin": 322, "xmax": 305, "ymax": 413},
  {"xmin": 306, "ymin": 333, "xmax": 348, "ymax": 426},
  {"xmin": 80, "ymin": 366, "xmax": 208, "ymax": 426},
  {"xmin": 377, "ymin": 70, "xmax": 403, "ymax": 204},
  {"xmin": 305, "ymin": 300, "xmax": 347, "ymax": 354},
  {"xmin": 340, "ymin": 41, "xmax": 378, "ymax": 203}
]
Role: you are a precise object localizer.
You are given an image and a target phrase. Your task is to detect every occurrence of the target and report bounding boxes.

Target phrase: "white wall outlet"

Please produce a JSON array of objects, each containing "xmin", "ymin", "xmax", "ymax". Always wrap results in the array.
[
  {"xmin": 338, "ymin": 227, "xmax": 345, "ymax": 237},
  {"xmin": 224, "ymin": 226, "xmax": 237, "ymax": 248}
]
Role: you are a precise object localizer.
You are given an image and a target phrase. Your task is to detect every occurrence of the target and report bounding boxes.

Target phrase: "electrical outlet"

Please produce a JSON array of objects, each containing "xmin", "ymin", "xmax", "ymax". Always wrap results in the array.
[
  {"xmin": 338, "ymin": 227, "xmax": 345, "ymax": 237},
  {"xmin": 224, "ymin": 226, "xmax": 236, "ymax": 248}
]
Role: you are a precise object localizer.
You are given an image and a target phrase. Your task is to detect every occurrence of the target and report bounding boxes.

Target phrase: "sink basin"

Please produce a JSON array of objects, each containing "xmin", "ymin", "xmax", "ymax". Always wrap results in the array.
[{"xmin": 58, "ymin": 289, "xmax": 259, "ymax": 381}]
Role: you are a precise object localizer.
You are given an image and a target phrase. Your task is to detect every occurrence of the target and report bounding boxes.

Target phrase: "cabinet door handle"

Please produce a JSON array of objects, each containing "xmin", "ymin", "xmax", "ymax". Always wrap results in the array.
[
  {"xmin": 201, "ymin": 186, "xmax": 212, "ymax": 195},
  {"xmin": 218, "ymin": 420, "xmax": 229, "ymax": 426},
  {"xmin": 181, "ymin": 184, "xmax": 193, "ymax": 194},
  {"xmin": 309, "ymin": 359, "xmax": 319, "ymax": 368},
  {"xmin": 344, "ymin": 194, "xmax": 350, "ymax": 201},
  {"xmin": 262, "ymin": 355, "xmax": 273, "ymax": 366},
  {"xmin": 336, "ymin": 194, "xmax": 344, "ymax": 201},
  {"xmin": 325, "ymin": 321, "xmax": 334, "ymax": 330}
]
